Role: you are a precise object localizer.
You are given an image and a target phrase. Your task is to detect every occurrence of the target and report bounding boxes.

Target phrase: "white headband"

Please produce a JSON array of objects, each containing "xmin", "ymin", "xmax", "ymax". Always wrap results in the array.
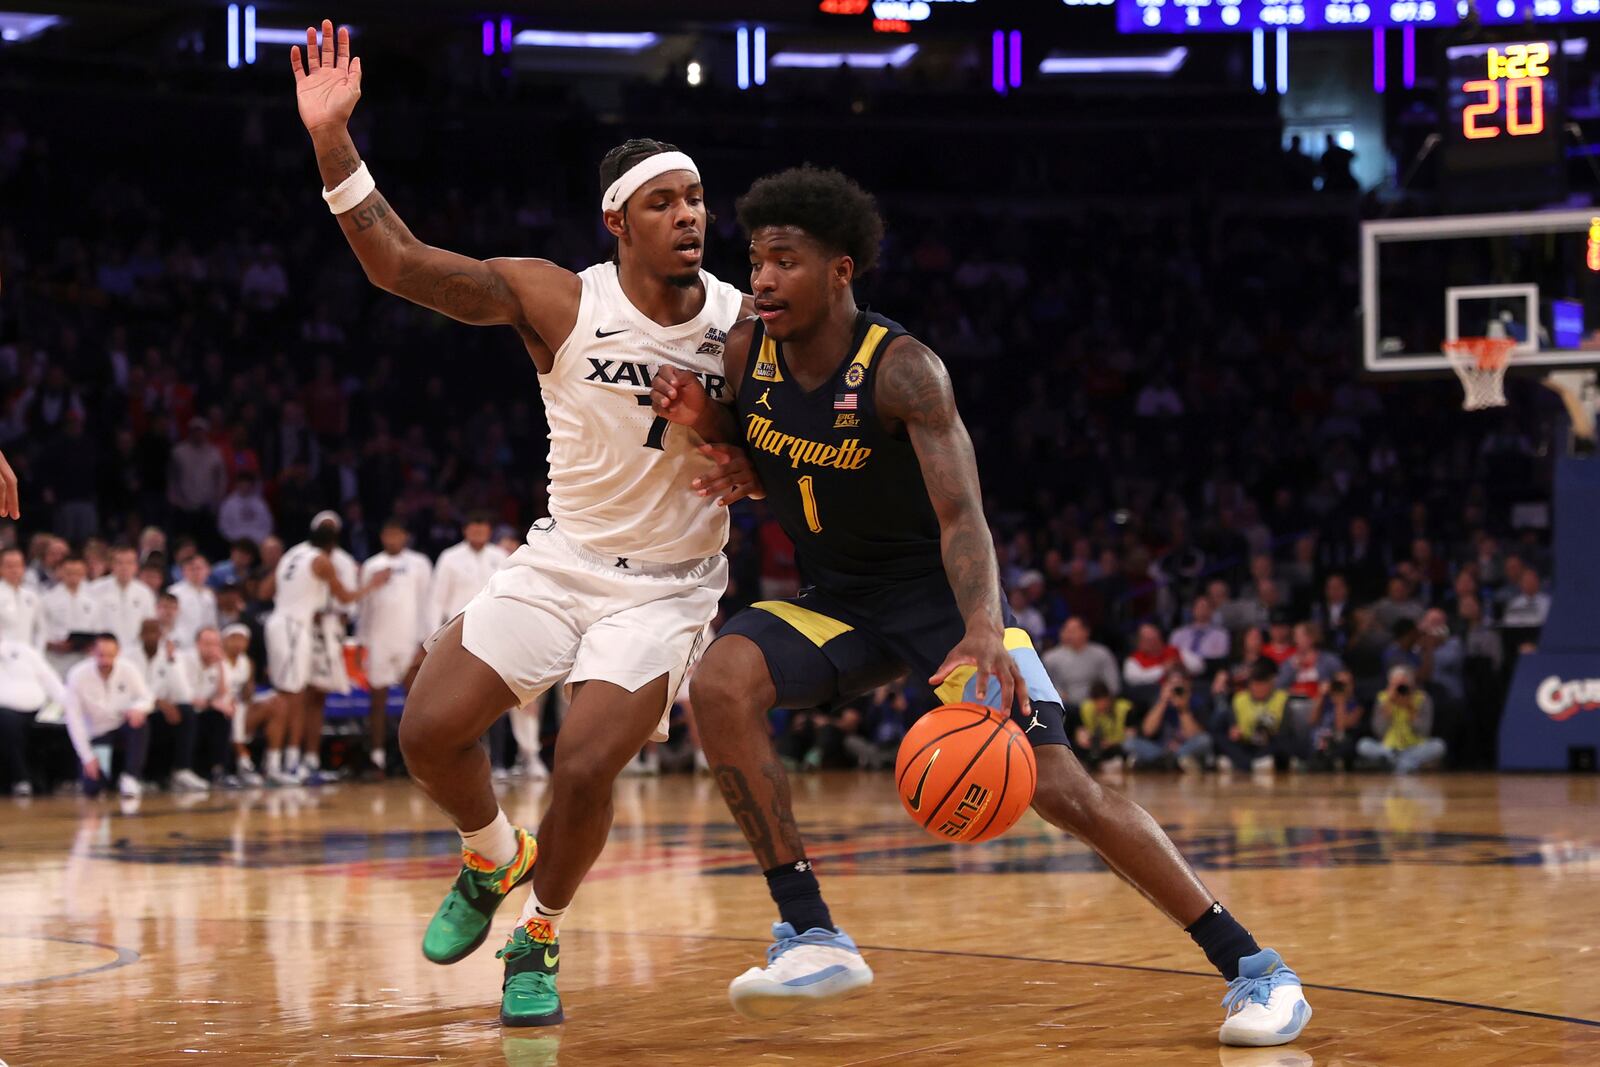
[{"xmin": 601, "ymin": 151, "xmax": 700, "ymax": 213}]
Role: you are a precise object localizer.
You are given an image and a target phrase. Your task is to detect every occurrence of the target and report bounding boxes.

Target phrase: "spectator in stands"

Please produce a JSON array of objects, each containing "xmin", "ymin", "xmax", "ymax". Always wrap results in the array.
[
  {"xmin": 217, "ymin": 472, "xmax": 274, "ymax": 546},
  {"xmin": 209, "ymin": 539, "xmax": 260, "ymax": 590},
  {"xmin": 1357, "ymin": 665, "xmax": 1446, "ymax": 773},
  {"xmin": 1219, "ymin": 660, "xmax": 1292, "ymax": 773},
  {"xmin": 1493, "ymin": 554, "xmax": 1527, "ymax": 619},
  {"xmin": 1312, "ymin": 573, "xmax": 1353, "ymax": 650},
  {"xmin": 1169, "ymin": 594, "xmax": 1231, "ymax": 673},
  {"xmin": 91, "ymin": 545, "xmax": 155, "ymax": 650},
  {"xmin": 39, "ymin": 411, "xmax": 98, "ymax": 544},
  {"xmin": 1124, "ymin": 622, "xmax": 1203, "ymax": 700},
  {"xmin": 1009, "ymin": 580, "xmax": 1046, "ymax": 644},
  {"xmin": 64, "ymin": 633, "xmax": 155, "ymax": 799},
  {"xmin": 0, "ymin": 546, "xmax": 43, "ymax": 648},
  {"xmin": 1074, "ymin": 681, "xmax": 1135, "ymax": 770},
  {"xmin": 1500, "ymin": 566, "xmax": 1551, "ymax": 629},
  {"xmin": 1373, "ymin": 575, "xmax": 1425, "ymax": 633},
  {"xmin": 0, "ymin": 635, "xmax": 72, "ymax": 795},
  {"xmin": 1213, "ymin": 625, "xmax": 1267, "ymax": 699},
  {"xmin": 1278, "ymin": 621, "xmax": 1343, "ymax": 702},
  {"xmin": 1261, "ymin": 615, "xmax": 1295, "ymax": 666},
  {"xmin": 167, "ymin": 417, "xmax": 227, "ymax": 551},
  {"xmin": 1127, "ymin": 669, "xmax": 1213, "ymax": 772},
  {"xmin": 168, "ymin": 554, "xmax": 218, "ymax": 648},
  {"xmin": 1042, "ymin": 617, "xmax": 1120, "ymax": 705},
  {"xmin": 41, "ymin": 555, "xmax": 98, "ymax": 677}
]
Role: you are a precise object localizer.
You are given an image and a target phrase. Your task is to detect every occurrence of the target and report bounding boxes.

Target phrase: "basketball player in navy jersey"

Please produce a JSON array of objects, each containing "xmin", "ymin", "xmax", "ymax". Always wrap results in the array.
[{"xmin": 653, "ymin": 166, "xmax": 1311, "ymax": 1047}]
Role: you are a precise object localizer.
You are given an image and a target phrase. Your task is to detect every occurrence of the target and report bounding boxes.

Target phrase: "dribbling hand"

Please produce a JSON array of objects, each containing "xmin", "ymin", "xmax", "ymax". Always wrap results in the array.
[
  {"xmin": 930, "ymin": 627, "xmax": 1031, "ymax": 719},
  {"xmin": 290, "ymin": 20, "xmax": 362, "ymax": 133}
]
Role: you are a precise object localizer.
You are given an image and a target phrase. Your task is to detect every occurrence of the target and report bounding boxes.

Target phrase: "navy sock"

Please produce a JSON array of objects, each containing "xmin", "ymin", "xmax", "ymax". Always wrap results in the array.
[
  {"xmin": 763, "ymin": 859, "xmax": 835, "ymax": 933},
  {"xmin": 1185, "ymin": 902, "xmax": 1260, "ymax": 982}
]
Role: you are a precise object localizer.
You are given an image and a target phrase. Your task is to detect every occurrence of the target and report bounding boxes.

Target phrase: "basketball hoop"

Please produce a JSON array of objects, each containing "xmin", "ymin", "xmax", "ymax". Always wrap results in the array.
[{"xmin": 1443, "ymin": 337, "xmax": 1515, "ymax": 411}]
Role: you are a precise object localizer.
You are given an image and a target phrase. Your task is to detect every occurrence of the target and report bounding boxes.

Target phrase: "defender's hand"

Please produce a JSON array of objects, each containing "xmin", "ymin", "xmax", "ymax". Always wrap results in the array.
[
  {"xmin": 930, "ymin": 627, "xmax": 1031, "ymax": 718},
  {"xmin": 291, "ymin": 21, "xmax": 362, "ymax": 134},
  {"xmin": 691, "ymin": 444, "xmax": 765, "ymax": 506},
  {"xmin": 652, "ymin": 366, "xmax": 710, "ymax": 427}
]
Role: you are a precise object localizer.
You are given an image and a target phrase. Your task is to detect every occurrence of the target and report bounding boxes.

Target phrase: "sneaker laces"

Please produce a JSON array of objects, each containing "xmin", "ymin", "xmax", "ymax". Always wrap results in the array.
[
  {"xmin": 765, "ymin": 926, "xmax": 843, "ymax": 966},
  {"xmin": 1221, "ymin": 961, "xmax": 1301, "ymax": 1015},
  {"xmin": 497, "ymin": 921, "xmax": 556, "ymax": 964}
]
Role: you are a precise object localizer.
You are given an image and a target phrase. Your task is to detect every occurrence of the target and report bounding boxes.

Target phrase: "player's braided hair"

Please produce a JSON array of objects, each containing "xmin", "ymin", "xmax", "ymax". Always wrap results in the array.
[
  {"xmin": 598, "ymin": 138, "xmax": 682, "ymax": 198},
  {"xmin": 736, "ymin": 165, "xmax": 884, "ymax": 275}
]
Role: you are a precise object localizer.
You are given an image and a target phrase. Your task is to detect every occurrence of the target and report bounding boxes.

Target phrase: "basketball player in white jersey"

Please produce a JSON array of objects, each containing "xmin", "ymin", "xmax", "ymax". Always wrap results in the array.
[
  {"xmin": 265, "ymin": 512, "xmax": 388, "ymax": 784},
  {"xmin": 292, "ymin": 21, "xmax": 756, "ymax": 1027},
  {"xmin": 358, "ymin": 518, "xmax": 432, "ymax": 775}
]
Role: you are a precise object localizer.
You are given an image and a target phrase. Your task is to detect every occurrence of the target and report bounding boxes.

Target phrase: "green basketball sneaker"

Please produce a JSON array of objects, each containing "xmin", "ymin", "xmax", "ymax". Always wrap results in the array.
[
  {"xmin": 421, "ymin": 826, "xmax": 537, "ymax": 965},
  {"xmin": 498, "ymin": 918, "xmax": 564, "ymax": 1027}
]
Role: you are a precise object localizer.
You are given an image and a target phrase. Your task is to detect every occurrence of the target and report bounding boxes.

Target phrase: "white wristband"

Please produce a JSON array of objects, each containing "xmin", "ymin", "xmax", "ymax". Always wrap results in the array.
[{"xmin": 323, "ymin": 161, "xmax": 376, "ymax": 214}]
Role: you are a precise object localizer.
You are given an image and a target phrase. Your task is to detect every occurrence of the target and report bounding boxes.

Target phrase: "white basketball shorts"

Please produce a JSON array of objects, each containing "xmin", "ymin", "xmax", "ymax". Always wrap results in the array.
[
  {"xmin": 429, "ymin": 519, "xmax": 727, "ymax": 742},
  {"xmin": 363, "ymin": 633, "xmax": 417, "ymax": 690},
  {"xmin": 266, "ymin": 612, "xmax": 350, "ymax": 695}
]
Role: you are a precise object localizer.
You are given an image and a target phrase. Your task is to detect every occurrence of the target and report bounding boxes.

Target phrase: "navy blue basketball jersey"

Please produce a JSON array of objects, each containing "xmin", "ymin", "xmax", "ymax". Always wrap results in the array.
[{"xmin": 737, "ymin": 310, "xmax": 944, "ymax": 594}]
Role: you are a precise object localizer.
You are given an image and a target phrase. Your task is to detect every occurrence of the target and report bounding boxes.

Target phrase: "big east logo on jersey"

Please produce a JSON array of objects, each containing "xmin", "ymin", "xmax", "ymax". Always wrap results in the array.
[{"xmin": 1536, "ymin": 676, "xmax": 1600, "ymax": 721}]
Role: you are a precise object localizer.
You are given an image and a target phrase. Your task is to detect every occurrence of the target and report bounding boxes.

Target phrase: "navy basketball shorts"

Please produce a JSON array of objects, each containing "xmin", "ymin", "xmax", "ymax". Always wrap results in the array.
[{"xmin": 715, "ymin": 573, "xmax": 1070, "ymax": 749}]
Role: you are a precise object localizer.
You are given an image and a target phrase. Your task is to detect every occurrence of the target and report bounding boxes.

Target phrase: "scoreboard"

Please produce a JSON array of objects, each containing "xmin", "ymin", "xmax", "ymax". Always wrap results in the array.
[
  {"xmin": 1118, "ymin": 0, "xmax": 1600, "ymax": 33},
  {"xmin": 1441, "ymin": 40, "xmax": 1565, "ymax": 201}
]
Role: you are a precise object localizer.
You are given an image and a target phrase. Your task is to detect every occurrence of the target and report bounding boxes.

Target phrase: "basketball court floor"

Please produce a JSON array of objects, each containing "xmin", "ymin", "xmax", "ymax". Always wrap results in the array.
[{"xmin": 3, "ymin": 772, "xmax": 1597, "ymax": 1065}]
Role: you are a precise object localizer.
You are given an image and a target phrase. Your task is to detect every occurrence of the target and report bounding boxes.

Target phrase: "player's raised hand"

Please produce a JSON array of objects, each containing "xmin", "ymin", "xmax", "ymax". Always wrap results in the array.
[
  {"xmin": 290, "ymin": 20, "xmax": 362, "ymax": 133},
  {"xmin": 930, "ymin": 627, "xmax": 1031, "ymax": 720},
  {"xmin": 651, "ymin": 366, "xmax": 710, "ymax": 427},
  {"xmin": 692, "ymin": 444, "xmax": 766, "ymax": 507},
  {"xmin": 0, "ymin": 446, "xmax": 19, "ymax": 519}
]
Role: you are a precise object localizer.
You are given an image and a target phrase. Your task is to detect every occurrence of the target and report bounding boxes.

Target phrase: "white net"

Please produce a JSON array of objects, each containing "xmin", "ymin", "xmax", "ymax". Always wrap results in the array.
[{"xmin": 1443, "ymin": 338, "xmax": 1514, "ymax": 411}]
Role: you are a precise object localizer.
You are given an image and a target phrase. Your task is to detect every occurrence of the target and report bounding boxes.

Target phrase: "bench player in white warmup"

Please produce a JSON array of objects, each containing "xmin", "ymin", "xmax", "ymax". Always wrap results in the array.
[
  {"xmin": 292, "ymin": 20, "xmax": 757, "ymax": 1027},
  {"xmin": 358, "ymin": 518, "xmax": 433, "ymax": 775}
]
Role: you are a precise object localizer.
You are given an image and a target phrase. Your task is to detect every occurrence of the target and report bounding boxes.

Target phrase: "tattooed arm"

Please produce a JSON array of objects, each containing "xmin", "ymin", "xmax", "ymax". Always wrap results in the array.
[
  {"xmin": 875, "ymin": 337, "xmax": 1030, "ymax": 715},
  {"xmin": 292, "ymin": 22, "xmax": 574, "ymax": 367}
]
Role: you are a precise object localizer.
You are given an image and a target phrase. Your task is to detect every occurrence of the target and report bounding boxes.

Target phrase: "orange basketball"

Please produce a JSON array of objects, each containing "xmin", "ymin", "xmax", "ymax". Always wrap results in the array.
[{"xmin": 894, "ymin": 702, "xmax": 1037, "ymax": 844}]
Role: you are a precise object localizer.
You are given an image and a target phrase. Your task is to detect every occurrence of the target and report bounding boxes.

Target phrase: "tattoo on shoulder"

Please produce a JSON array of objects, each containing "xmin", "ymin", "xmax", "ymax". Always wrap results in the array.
[{"xmin": 876, "ymin": 341, "xmax": 954, "ymax": 425}]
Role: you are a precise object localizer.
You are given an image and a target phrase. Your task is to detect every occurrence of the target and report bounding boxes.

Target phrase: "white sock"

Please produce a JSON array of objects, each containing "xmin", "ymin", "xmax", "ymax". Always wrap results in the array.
[
  {"xmin": 238, "ymin": 753, "xmax": 257, "ymax": 773},
  {"xmin": 264, "ymin": 749, "xmax": 282, "ymax": 774},
  {"xmin": 285, "ymin": 746, "xmax": 301, "ymax": 771},
  {"xmin": 459, "ymin": 808, "xmax": 518, "ymax": 868},
  {"xmin": 371, "ymin": 749, "xmax": 386, "ymax": 771},
  {"xmin": 517, "ymin": 891, "xmax": 567, "ymax": 937},
  {"xmin": 303, "ymin": 752, "xmax": 321, "ymax": 772}
]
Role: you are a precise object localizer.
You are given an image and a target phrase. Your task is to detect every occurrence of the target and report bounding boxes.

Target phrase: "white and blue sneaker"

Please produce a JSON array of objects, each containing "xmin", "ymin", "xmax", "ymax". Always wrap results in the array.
[
  {"xmin": 728, "ymin": 922, "xmax": 874, "ymax": 1020},
  {"xmin": 1219, "ymin": 949, "xmax": 1312, "ymax": 1047}
]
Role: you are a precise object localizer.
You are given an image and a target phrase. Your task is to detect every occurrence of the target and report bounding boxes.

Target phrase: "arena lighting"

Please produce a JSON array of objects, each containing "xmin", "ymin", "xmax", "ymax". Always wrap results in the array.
[
  {"xmin": 1402, "ymin": 24, "xmax": 1415, "ymax": 87},
  {"xmin": 481, "ymin": 20, "xmax": 493, "ymax": 56},
  {"xmin": 1373, "ymin": 27, "xmax": 1385, "ymax": 93},
  {"xmin": 1251, "ymin": 28, "xmax": 1265, "ymax": 92},
  {"xmin": 737, "ymin": 25, "xmax": 749, "ymax": 89},
  {"xmin": 227, "ymin": 3, "xmax": 238, "ymax": 67},
  {"xmin": 243, "ymin": 3, "xmax": 255, "ymax": 65},
  {"xmin": 768, "ymin": 43, "xmax": 918, "ymax": 68},
  {"xmin": 1276, "ymin": 27, "xmax": 1288, "ymax": 93},
  {"xmin": 754, "ymin": 26, "xmax": 766, "ymax": 84},
  {"xmin": 1009, "ymin": 29, "xmax": 1022, "ymax": 87},
  {"xmin": 512, "ymin": 29, "xmax": 659, "ymax": 51},
  {"xmin": 0, "ymin": 11, "xmax": 60, "ymax": 44},
  {"xmin": 1038, "ymin": 47, "xmax": 1189, "ymax": 75}
]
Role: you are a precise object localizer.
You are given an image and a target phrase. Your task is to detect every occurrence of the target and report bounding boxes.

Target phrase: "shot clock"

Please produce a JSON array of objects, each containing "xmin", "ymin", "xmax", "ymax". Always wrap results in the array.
[{"xmin": 1441, "ymin": 39, "xmax": 1564, "ymax": 202}]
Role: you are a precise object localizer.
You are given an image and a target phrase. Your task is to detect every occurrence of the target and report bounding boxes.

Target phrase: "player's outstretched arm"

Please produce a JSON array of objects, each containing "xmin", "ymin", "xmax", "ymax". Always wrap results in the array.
[
  {"xmin": 876, "ymin": 337, "xmax": 1029, "ymax": 716},
  {"xmin": 291, "ymin": 21, "xmax": 576, "ymax": 346}
]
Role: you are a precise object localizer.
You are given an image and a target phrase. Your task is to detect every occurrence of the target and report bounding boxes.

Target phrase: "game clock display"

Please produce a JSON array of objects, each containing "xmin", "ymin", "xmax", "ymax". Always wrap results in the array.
[{"xmin": 1443, "ymin": 40, "xmax": 1563, "ymax": 178}]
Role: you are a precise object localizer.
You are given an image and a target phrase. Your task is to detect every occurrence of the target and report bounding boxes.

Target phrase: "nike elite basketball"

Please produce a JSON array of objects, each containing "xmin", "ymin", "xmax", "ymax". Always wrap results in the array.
[{"xmin": 895, "ymin": 703, "xmax": 1037, "ymax": 844}]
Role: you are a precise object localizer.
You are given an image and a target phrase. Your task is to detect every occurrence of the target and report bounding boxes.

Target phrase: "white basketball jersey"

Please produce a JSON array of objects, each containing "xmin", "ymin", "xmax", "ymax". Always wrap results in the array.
[
  {"xmin": 542, "ymin": 263, "xmax": 744, "ymax": 563},
  {"xmin": 274, "ymin": 542, "xmax": 330, "ymax": 620}
]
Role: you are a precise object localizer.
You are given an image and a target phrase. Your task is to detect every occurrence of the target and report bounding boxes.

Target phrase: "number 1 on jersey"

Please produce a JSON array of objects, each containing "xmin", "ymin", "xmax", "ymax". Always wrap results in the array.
[{"xmin": 797, "ymin": 475, "xmax": 824, "ymax": 534}]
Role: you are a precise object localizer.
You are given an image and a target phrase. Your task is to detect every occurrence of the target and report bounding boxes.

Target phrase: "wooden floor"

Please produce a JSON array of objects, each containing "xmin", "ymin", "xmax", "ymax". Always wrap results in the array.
[{"xmin": 3, "ymin": 771, "xmax": 1599, "ymax": 1066}]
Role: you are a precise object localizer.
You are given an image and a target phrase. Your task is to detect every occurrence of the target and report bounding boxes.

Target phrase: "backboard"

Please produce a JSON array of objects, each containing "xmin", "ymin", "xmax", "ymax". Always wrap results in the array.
[{"xmin": 1361, "ymin": 209, "xmax": 1600, "ymax": 375}]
